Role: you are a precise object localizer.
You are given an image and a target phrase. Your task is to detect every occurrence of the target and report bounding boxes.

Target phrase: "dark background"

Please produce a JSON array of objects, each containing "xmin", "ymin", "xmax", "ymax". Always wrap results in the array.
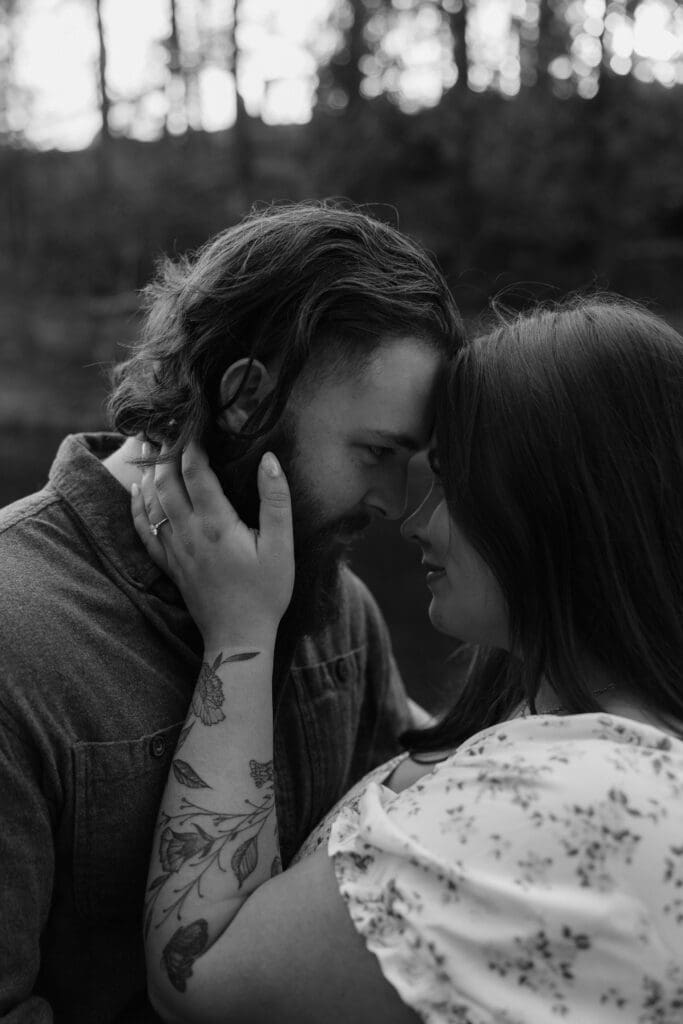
[{"xmin": 1, "ymin": 0, "xmax": 681, "ymax": 709}]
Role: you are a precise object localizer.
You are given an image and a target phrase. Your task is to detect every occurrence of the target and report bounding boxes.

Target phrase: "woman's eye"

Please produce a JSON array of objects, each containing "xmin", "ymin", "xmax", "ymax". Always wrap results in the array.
[{"xmin": 427, "ymin": 450, "xmax": 442, "ymax": 478}]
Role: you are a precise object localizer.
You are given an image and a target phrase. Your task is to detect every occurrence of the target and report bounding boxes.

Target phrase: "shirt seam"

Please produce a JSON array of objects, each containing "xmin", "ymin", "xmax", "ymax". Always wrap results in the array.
[
  {"xmin": 291, "ymin": 643, "xmax": 366, "ymax": 671},
  {"xmin": 0, "ymin": 490, "xmax": 60, "ymax": 538}
]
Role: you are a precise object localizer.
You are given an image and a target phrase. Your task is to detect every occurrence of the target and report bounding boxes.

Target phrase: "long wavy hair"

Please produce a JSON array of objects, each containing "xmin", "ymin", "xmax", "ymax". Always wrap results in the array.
[
  {"xmin": 406, "ymin": 295, "xmax": 683, "ymax": 752},
  {"xmin": 108, "ymin": 201, "xmax": 463, "ymax": 464}
]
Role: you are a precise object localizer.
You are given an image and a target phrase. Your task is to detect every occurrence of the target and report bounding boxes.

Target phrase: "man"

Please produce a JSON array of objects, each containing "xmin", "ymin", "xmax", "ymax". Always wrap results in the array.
[{"xmin": 0, "ymin": 201, "xmax": 461, "ymax": 1021}]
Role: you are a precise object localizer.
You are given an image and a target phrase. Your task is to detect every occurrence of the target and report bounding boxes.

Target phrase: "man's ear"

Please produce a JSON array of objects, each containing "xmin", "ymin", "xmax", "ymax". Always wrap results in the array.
[{"xmin": 217, "ymin": 358, "xmax": 274, "ymax": 433}]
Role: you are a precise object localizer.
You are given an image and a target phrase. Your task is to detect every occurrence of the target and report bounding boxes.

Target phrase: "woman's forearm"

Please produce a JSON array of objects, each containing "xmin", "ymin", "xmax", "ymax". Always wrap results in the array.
[{"xmin": 144, "ymin": 636, "xmax": 281, "ymax": 1008}]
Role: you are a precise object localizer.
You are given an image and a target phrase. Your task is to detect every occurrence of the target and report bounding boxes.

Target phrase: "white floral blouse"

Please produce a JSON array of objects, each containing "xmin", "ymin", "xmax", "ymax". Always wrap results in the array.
[{"xmin": 295, "ymin": 713, "xmax": 683, "ymax": 1023}]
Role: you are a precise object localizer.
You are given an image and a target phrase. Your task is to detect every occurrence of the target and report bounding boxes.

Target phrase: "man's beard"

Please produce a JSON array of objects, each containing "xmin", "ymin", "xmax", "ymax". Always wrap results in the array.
[{"xmin": 206, "ymin": 418, "xmax": 370, "ymax": 651}]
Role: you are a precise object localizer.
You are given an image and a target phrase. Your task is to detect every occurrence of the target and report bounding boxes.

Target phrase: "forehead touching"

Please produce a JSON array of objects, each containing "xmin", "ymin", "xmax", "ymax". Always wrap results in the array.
[{"xmin": 293, "ymin": 335, "xmax": 442, "ymax": 450}]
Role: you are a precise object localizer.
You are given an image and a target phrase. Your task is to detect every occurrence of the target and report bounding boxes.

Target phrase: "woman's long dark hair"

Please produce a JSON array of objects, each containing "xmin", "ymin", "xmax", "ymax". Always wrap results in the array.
[{"xmin": 405, "ymin": 295, "xmax": 683, "ymax": 752}]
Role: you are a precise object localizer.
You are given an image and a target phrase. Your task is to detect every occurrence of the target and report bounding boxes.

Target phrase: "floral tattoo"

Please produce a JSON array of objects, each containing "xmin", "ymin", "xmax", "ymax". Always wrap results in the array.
[
  {"xmin": 161, "ymin": 919, "xmax": 209, "ymax": 993},
  {"xmin": 145, "ymin": 650, "xmax": 277, "ymax": 994},
  {"xmin": 191, "ymin": 651, "xmax": 259, "ymax": 725}
]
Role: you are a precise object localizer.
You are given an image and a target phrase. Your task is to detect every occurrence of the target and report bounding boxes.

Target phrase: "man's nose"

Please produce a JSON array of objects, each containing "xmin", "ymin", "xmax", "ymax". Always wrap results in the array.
[{"xmin": 367, "ymin": 466, "xmax": 409, "ymax": 521}]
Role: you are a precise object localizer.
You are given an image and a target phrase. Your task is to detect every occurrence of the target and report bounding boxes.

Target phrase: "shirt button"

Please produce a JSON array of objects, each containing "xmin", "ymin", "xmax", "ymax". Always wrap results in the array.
[
  {"xmin": 335, "ymin": 659, "xmax": 352, "ymax": 683},
  {"xmin": 150, "ymin": 735, "xmax": 166, "ymax": 758}
]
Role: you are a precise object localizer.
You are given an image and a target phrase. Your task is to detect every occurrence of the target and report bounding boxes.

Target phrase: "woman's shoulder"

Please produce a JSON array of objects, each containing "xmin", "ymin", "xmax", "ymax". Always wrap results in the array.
[
  {"xmin": 424, "ymin": 712, "xmax": 683, "ymax": 803},
  {"xmin": 455, "ymin": 710, "xmax": 683, "ymax": 759},
  {"xmin": 332, "ymin": 712, "xmax": 683, "ymax": 921},
  {"xmin": 377, "ymin": 713, "xmax": 683, "ymax": 886}
]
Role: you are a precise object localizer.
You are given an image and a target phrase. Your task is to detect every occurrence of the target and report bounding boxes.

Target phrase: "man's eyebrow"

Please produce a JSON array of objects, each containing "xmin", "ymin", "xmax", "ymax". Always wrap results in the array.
[{"xmin": 367, "ymin": 429, "xmax": 422, "ymax": 453}]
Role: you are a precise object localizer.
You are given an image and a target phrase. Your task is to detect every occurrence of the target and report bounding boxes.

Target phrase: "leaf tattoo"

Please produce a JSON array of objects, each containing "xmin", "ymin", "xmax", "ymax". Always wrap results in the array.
[
  {"xmin": 231, "ymin": 834, "xmax": 259, "ymax": 888},
  {"xmin": 162, "ymin": 919, "xmax": 209, "ymax": 993},
  {"xmin": 148, "ymin": 739, "xmax": 275, "ymax": 933},
  {"xmin": 149, "ymin": 873, "xmax": 170, "ymax": 891},
  {"xmin": 176, "ymin": 722, "xmax": 194, "ymax": 752},
  {"xmin": 172, "ymin": 759, "xmax": 211, "ymax": 789},
  {"xmin": 144, "ymin": 873, "xmax": 171, "ymax": 940},
  {"xmin": 191, "ymin": 651, "xmax": 259, "ymax": 726}
]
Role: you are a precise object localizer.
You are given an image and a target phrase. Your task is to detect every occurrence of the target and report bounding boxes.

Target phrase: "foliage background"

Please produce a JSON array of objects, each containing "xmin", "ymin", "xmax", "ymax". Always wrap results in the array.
[{"xmin": 1, "ymin": 0, "xmax": 681, "ymax": 707}]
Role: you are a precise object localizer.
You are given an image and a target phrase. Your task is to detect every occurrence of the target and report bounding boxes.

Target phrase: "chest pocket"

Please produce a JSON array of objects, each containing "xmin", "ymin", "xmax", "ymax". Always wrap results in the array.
[
  {"xmin": 72, "ymin": 720, "xmax": 183, "ymax": 921},
  {"xmin": 288, "ymin": 648, "xmax": 364, "ymax": 836}
]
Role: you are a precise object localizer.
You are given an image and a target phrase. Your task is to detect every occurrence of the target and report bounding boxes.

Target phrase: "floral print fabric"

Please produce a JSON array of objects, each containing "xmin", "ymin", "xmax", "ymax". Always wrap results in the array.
[{"xmin": 319, "ymin": 714, "xmax": 683, "ymax": 1023}]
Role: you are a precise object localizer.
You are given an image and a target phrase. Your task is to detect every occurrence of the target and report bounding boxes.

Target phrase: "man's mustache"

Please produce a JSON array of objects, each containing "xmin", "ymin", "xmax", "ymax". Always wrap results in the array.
[
  {"xmin": 334, "ymin": 511, "xmax": 372, "ymax": 538},
  {"xmin": 296, "ymin": 510, "xmax": 372, "ymax": 547}
]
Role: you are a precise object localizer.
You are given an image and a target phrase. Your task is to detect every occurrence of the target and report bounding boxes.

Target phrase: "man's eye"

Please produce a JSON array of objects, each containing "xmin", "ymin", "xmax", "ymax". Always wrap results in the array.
[{"xmin": 366, "ymin": 445, "xmax": 391, "ymax": 459}]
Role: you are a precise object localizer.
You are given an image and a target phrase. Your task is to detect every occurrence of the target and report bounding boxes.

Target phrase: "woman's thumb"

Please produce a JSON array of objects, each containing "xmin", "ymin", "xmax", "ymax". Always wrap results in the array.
[{"xmin": 258, "ymin": 452, "xmax": 293, "ymax": 539}]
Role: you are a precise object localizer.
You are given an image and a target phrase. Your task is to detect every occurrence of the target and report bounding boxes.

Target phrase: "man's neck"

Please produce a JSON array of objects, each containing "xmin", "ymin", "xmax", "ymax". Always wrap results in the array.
[{"xmin": 102, "ymin": 435, "xmax": 144, "ymax": 493}]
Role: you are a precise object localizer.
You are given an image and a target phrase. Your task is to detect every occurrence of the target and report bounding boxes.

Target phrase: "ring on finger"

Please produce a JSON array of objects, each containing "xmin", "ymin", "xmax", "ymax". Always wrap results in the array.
[{"xmin": 150, "ymin": 517, "xmax": 170, "ymax": 537}]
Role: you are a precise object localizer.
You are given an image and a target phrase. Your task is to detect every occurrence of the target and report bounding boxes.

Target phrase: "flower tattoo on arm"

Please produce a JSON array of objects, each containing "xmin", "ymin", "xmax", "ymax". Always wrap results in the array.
[
  {"xmin": 145, "ymin": 650, "xmax": 278, "ymax": 994},
  {"xmin": 191, "ymin": 651, "xmax": 259, "ymax": 725}
]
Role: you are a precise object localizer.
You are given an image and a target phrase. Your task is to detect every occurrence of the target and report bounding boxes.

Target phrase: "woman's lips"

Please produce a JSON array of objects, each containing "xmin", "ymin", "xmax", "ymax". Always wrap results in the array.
[{"xmin": 422, "ymin": 560, "xmax": 446, "ymax": 585}]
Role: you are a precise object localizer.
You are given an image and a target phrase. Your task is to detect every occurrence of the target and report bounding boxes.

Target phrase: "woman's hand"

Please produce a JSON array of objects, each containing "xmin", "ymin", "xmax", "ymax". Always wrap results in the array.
[{"xmin": 131, "ymin": 441, "xmax": 294, "ymax": 649}]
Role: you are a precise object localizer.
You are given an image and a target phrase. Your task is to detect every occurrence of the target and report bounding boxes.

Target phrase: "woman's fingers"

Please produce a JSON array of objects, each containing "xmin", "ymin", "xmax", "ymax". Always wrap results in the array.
[
  {"xmin": 257, "ymin": 453, "xmax": 295, "ymax": 606},
  {"xmin": 180, "ymin": 441, "xmax": 240, "ymax": 526},
  {"xmin": 131, "ymin": 481, "xmax": 168, "ymax": 570},
  {"xmin": 153, "ymin": 442, "xmax": 193, "ymax": 523},
  {"xmin": 132, "ymin": 444, "xmax": 293, "ymax": 636},
  {"xmin": 139, "ymin": 445, "xmax": 169, "ymax": 532}
]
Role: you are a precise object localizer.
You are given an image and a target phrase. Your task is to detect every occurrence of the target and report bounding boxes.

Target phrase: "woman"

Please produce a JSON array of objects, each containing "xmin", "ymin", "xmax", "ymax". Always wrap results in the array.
[{"xmin": 133, "ymin": 295, "xmax": 683, "ymax": 1023}]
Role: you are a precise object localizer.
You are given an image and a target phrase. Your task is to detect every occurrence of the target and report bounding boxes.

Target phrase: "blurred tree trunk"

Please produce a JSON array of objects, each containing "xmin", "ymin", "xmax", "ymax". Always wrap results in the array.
[
  {"xmin": 583, "ymin": 18, "xmax": 617, "ymax": 272},
  {"xmin": 445, "ymin": 0, "xmax": 468, "ymax": 94},
  {"xmin": 536, "ymin": 0, "xmax": 575, "ymax": 91},
  {"xmin": 94, "ymin": 0, "xmax": 111, "ymax": 191},
  {"xmin": 443, "ymin": 0, "xmax": 476, "ymax": 268},
  {"xmin": 227, "ymin": 0, "xmax": 253, "ymax": 200},
  {"xmin": 166, "ymin": 0, "xmax": 203, "ymax": 132},
  {"xmin": 515, "ymin": 5, "xmax": 538, "ymax": 88},
  {"xmin": 341, "ymin": 0, "xmax": 366, "ymax": 115},
  {"xmin": 182, "ymin": 1, "xmax": 202, "ymax": 131},
  {"xmin": 0, "ymin": 0, "xmax": 30, "ymax": 288},
  {"xmin": 94, "ymin": 0, "xmax": 111, "ymax": 144},
  {"xmin": 0, "ymin": 0, "xmax": 16, "ymax": 137},
  {"xmin": 536, "ymin": 0, "xmax": 554, "ymax": 90},
  {"xmin": 165, "ymin": 0, "xmax": 183, "ymax": 134},
  {"xmin": 316, "ymin": 0, "xmax": 369, "ymax": 116}
]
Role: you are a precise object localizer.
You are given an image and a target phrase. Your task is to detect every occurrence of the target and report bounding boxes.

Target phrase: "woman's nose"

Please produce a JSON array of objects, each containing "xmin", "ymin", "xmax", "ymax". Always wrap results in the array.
[{"xmin": 400, "ymin": 485, "xmax": 434, "ymax": 543}]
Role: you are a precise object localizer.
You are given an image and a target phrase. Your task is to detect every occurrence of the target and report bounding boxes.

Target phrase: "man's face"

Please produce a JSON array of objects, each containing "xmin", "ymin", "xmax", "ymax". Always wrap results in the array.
[
  {"xmin": 216, "ymin": 336, "xmax": 442, "ymax": 638},
  {"xmin": 287, "ymin": 336, "xmax": 442, "ymax": 540},
  {"xmin": 275, "ymin": 336, "xmax": 442, "ymax": 635}
]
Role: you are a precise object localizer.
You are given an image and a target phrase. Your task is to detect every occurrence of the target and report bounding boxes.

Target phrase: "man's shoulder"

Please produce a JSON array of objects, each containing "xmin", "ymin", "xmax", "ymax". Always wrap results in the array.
[
  {"xmin": 0, "ymin": 483, "xmax": 94, "ymax": 612},
  {"xmin": 0, "ymin": 487, "xmax": 61, "ymax": 540}
]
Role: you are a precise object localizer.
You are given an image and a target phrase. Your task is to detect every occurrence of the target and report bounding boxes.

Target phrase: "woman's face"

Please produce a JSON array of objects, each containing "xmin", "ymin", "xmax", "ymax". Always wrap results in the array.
[{"xmin": 401, "ymin": 455, "xmax": 510, "ymax": 648}]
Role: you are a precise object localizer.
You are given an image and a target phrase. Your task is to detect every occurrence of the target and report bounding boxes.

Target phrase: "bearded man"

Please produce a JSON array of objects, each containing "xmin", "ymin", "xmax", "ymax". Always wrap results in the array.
[{"xmin": 0, "ymin": 201, "xmax": 462, "ymax": 1022}]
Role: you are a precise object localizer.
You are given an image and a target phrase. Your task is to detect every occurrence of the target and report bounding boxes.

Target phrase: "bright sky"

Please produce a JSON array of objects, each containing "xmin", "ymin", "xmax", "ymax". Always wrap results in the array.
[{"xmin": 6, "ymin": 0, "xmax": 683, "ymax": 150}]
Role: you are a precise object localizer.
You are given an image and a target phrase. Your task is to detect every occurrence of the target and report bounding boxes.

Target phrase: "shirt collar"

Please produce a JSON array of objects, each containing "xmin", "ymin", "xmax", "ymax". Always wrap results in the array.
[{"xmin": 48, "ymin": 432, "xmax": 178, "ymax": 600}]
